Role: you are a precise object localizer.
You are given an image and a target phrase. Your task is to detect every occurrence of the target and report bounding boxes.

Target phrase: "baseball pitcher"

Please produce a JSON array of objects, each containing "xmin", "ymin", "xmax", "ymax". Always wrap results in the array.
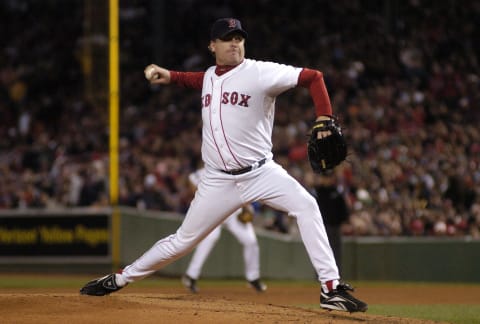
[{"xmin": 80, "ymin": 18, "xmax": 367, "ymax": 313}]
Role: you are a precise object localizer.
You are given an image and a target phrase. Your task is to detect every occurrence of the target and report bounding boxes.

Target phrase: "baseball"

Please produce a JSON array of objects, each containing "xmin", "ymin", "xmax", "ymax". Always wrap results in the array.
[{"xmin": 145, "ymin": 67, "xmax": 157, "ymax": 80}]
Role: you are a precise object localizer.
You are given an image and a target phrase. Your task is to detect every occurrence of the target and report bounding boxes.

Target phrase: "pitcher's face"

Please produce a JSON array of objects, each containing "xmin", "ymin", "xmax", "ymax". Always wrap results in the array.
[{"xmin": 210, "ymin": 33, "xmax": 245, "ymax": 66}]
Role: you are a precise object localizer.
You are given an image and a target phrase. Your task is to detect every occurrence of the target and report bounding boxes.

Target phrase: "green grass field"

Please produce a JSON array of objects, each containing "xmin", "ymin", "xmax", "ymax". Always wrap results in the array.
[
  {"xmin": 1, "ymin": 275, "xmax": 479, "ymax": 323},
  {"xmin": 368, "ymin": 305, "xmax": 480, "ymax": 324}
]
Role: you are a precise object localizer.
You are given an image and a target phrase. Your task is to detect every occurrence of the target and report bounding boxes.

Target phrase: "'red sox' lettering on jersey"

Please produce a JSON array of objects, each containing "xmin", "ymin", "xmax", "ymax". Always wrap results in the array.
[
  {"xmin": 221, "ymin": 92, "xmax": 251, "ymax": 106},
  {"xmin": 202, "ymin": 92, "xmax": 251, "ymax": 108},
  {"xmin": 202, "ymin": 94, "xmax": 211, "ymax": 107}
]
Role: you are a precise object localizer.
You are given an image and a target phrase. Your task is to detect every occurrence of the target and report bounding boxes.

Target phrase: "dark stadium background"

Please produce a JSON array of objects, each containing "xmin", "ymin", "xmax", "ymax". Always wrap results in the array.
[{"xmin": 1, "ymin": 0, "xmax": 479, "ymax": 238}]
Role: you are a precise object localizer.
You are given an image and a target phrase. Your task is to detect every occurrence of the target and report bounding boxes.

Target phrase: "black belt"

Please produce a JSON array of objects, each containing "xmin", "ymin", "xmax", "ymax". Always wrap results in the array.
[{"xmin": 221, "ymin": 158, "xmax": 267, "ymax": 175}]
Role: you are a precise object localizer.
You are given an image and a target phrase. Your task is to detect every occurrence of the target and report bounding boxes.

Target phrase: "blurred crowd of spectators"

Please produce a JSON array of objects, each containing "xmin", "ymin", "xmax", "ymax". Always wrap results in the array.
[{"xmin": 1, "ymin": 0, "xmax": 479, "ymax": 238}]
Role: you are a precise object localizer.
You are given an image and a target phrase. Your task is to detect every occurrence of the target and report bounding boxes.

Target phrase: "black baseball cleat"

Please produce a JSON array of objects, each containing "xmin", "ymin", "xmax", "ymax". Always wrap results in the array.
[
  {"xmin": 80, "ymin": 274, "xmax": 125, "ymax": 296},
  {"xmin": 248, "ymin": 279, "xmax": 267, "ymax": 292},
  {"xmin": 320, "ymin": 282, "xmax": 368, "ymax": 313},
  {"xmin": 181, "ymin": 275, "xmax": 198, "ymax": 293}
]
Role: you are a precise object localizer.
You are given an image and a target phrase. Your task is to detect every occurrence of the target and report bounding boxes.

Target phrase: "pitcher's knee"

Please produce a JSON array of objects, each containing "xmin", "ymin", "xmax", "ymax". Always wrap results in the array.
[
  {"xmin": 163, "ymin": 232, "xmax": 203, "ymax": 255},
  {"xmin": 294, "ymin": 195, "xmax": 321, "ymax": 217},
  {"xmin": 290, "ymin": 197, "xmax": 322, "ymax": 224}
]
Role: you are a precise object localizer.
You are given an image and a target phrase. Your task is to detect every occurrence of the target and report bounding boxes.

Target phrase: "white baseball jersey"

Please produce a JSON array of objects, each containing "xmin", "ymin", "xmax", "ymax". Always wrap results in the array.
[{"xmin": 201, "ymin": 59, "xmax": 301, "ymax": 171}]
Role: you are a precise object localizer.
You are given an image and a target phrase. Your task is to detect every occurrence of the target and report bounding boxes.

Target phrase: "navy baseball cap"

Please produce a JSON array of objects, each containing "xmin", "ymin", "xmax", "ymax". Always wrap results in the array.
[{"xmin": 210, "ymin": 18, "xmax": 248, "ymax": 40}]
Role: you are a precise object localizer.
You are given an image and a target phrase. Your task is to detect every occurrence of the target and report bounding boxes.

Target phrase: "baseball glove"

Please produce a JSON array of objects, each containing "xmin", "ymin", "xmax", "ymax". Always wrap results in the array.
[
  {"xmin": 237, "ymin": 206, "xmax": 254, "ymax": 224},
  {"xmin": 307, "ymin": 118, "xmax": 347, "ymax": 173}
]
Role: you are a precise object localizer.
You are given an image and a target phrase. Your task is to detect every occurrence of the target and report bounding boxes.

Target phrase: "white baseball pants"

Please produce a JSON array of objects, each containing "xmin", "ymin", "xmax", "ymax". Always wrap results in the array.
[{"xmin": 121, "ymin": 160, "xmax": 339, "ymax": 284}]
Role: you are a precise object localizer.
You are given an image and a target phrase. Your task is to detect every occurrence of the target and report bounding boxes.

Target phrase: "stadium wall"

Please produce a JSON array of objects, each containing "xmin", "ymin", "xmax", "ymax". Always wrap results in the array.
[
  {"xmin": 119, "ymin": 209, "xmax": 480, "ymax": 282},
  {"xmin": 1, "ymin": 208, "xmax": 479, "ymax": 282}
]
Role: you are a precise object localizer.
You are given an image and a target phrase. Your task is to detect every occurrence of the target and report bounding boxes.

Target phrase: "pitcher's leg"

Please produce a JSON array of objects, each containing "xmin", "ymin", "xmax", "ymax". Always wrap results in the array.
[
  {"xmin": 121, "ymin": 178, "xmax": 243, "ymax": 283},
  {"xmin": 243, "ymin": 163, "xmax": 339, "ymax": 283},
  {"xmin": 185, "ymin": 226, "xmax": 222, "ymax": 279},
  {"xmin": 292, "ymin": 192, "xmax": 339, "ymax": 282}
]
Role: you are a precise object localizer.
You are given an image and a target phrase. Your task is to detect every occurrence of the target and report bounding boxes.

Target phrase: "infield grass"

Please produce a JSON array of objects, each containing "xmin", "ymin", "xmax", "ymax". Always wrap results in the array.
[{"xmin": 367, "ymin": 304, "xmax": 480, "ymax": 324}]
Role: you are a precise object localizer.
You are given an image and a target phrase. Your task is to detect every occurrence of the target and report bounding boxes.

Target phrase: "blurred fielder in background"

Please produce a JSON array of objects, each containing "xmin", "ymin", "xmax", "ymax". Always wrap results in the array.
[{"xmin": 182, "ymin": 167, "xmax": 266, "ymax": 293}]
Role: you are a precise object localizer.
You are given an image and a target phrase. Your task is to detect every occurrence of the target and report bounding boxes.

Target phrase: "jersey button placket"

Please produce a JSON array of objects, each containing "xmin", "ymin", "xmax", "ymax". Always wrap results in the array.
[{"xmin": 212, "ymin": 78, "xmax": 231, "ymax": 168}]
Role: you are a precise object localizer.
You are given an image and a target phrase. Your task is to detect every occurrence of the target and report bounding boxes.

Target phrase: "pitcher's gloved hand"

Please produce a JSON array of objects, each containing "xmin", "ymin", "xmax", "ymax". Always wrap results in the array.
[{"xmin": 307, "ymin": 118, "xmax": 347, "ymax": 173}]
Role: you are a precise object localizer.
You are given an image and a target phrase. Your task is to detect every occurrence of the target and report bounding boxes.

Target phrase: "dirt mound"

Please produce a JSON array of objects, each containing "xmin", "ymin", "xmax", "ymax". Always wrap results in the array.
[{"xmin": 0, "ymin": 289, "xmax": 439, "ymax": 324}]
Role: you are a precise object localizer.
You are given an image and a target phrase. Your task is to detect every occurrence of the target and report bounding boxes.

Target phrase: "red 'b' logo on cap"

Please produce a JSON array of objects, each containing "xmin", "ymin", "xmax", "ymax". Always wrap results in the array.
[{"xmin": 228, "ymin": 19, "xmax": 236, "ymax": 28}]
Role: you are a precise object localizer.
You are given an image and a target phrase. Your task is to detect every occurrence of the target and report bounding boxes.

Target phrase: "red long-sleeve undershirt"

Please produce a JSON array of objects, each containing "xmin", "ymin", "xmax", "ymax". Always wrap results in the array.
[
  {"xmin": 297, "ymin": 68, "xmax": 333, "ymax": 116},
  {"xmin": 169, "ymin": 67, "xmax": 332, "ymax": 117},
  {"xmin": 170, "ymin": 71, "xmax": 204, "ymax": 90}
]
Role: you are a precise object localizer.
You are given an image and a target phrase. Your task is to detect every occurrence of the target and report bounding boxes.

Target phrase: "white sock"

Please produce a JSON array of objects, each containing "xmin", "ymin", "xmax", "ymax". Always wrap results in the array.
[{"xmin": 115, "ymin": 273, "xmax": 127, "ymax": 287}]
